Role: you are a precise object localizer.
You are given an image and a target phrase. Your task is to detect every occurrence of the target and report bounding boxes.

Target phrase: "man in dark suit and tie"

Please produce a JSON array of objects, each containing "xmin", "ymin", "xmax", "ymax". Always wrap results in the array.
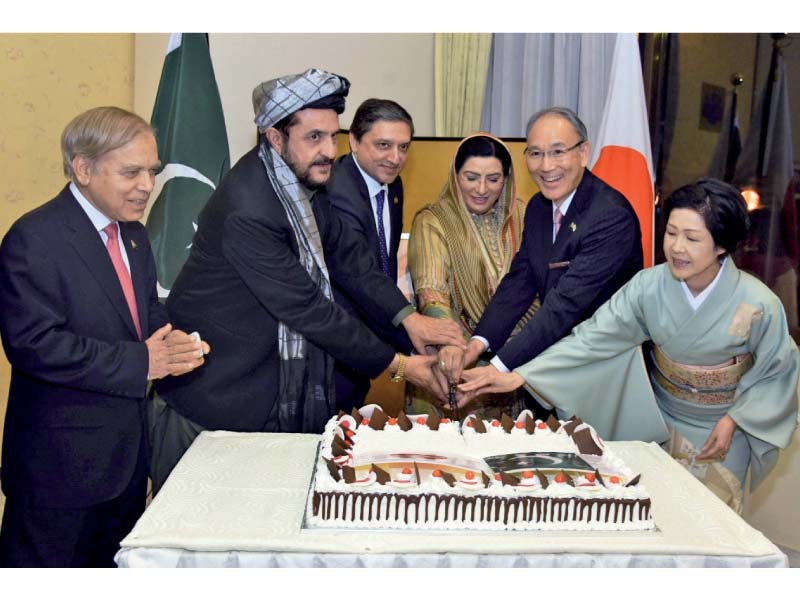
[
  {"xmin": 0, "ymin": 107, "xmax": 207, "ymax": 567},
  {"xmin": 453, "ymin": 107, "xmax": 643, "ymax": 414},
  {"xmin": 326, "ymin": 98, "xmax": 415, "ymax": 412}
]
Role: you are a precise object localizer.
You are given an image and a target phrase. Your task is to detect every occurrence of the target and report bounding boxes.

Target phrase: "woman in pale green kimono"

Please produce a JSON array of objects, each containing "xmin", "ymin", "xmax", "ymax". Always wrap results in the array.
[{"xmin": 461, "ymin": 178, "xmax": 799, "ymax": 511}]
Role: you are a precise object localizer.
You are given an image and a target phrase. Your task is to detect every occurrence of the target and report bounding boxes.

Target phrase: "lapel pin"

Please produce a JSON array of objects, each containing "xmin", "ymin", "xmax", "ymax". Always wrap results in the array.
[
  {"xmin": 393, "ymin": 197, "xmax": 399, "ymax": 204},
  {"xmin": 569, "ymin": 222, "xmax": 577, "ymax": 232},
  {"xmin": 130, "ymin": 240, "xmax": 138, "ymax": 249}
]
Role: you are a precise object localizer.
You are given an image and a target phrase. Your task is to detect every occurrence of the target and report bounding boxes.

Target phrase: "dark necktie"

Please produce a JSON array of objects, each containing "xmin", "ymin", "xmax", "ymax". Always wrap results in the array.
[
  {"xmin": 103, "ymin": 223, "xmax": 142, "ymax": 340},
  {"xmin": 375, "ymin": 189, "xmax": 391, "ymax": 276}
]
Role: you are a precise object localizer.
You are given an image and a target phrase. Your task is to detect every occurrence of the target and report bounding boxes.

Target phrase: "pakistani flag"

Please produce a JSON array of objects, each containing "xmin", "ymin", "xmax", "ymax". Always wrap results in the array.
[{"xmin": 147, "ymin": 33, "xmax": 230, "ymax": 298}]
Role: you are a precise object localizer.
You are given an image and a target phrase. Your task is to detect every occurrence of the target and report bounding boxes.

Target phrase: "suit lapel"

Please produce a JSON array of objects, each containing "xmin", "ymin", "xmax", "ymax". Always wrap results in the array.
[
  {"xmin": 529, "ymin": 196, "xmax": 552, "ymax": 286},
  {"xmin": 58, "ymin": 188, "xmax": 141, "ymax": 340},
  {"xmin": 388, "ymin": 178, "xmax": 403, "ymax": 273},
  {"xmin": 551, "ymin": 169, "xmax": 593, "ymax": 257}
]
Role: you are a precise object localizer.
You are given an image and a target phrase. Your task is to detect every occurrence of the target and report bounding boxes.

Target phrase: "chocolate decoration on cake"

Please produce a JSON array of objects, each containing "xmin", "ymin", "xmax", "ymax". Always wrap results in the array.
[
  {"xmin": 545, "ymin": 415, "xmax": 560, "ymax": 432},
  {"xmin": 535, "ymin": 470, "xmax": 549, "ymax": 489},
  {"xmin": 572, "ymin": 427, "xmax": 603, "ymax": 455},
  {"xmin": 500, "ymin": 472, "xmax": 520, "ymax": 486},
  {"xmin": 324, "ymin": 457, "xmax": 341, "ymax": 482},
  {"xmin": 427, "ymin": 411, "xmax": 441, "ymax": 431},
  {"xmin": 626, "ymin": 475, "xmax": 640, "ymax": 487},
  {"xmin": 331, "ymin": 436, "xmax": 348, "ymax": 457},
  {"xmin": 558, "ymin": 470, "xmax": 575, "ymax": 487},
  {"xmin": 594, "ymin": 469, "xmax": 606, "ymax": 487},
  {"xmin": 371, "ymin": 464, "xmax": 390, "ymax": 485},
  {"xmin": 311, "ymin": 407, "xmax": 654, "ymax": 531},
  {"xmin": 312, "ymin": 490, "xmax": 652, "ymax": 529},
  {"xmin": 351, "ymin": 408, "xmax": 361, "ymax": 422},
  {"xmin": 440, "ymin": 470, "xmax": 456, "ymax": 487},
  {"xmin": 500, "ymin": 413, "xmax": 514, "ymax": 433},
  {"xmin": 562, "ymin": 416, "xmax": 583, "ymax": 436},
  {"xmin": 337, "ymin": 410, "xmax": 346, "ymax": 418},
  {"xmin": 368, "ymin": 408, "xmax": 388, "ymax": 431},
  {"xmin": 525, "ymin": 414, "xmax": 535, "ymax": 434},
  {"xmin": 396, "ymin": 411, "xmax": 413, "ymax": 432}
]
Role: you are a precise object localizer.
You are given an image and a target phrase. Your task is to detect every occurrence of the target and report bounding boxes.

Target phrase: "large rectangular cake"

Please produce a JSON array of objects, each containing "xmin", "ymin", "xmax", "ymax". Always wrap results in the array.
[{"xmin": 306, "ymin": 405, "xmax": 654, "ymax": 531}]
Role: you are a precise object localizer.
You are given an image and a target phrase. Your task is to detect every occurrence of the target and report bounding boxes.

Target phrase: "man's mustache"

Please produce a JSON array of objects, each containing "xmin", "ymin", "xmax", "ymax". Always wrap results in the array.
[{"xmin": 311, "ymin": 158, "xmax": 334, "ymax": 167}]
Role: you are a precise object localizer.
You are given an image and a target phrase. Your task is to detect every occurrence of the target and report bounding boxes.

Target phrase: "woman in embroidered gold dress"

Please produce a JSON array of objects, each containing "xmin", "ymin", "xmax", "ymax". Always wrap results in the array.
[{"xmin": 407, "ymin": 134, "xmax": 538, "ymax": 419}]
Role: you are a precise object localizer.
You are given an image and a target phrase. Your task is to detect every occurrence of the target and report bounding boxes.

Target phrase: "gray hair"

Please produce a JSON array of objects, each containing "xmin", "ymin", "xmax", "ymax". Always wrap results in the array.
[
  {"xmin": 525, "ymin": 106, "xmax": 588, "ymax": 141},
  {"xmin": 61, "ymin": 106, "xmax": 154, "ymax": 179},
  {"xmin": 350, "ymin": 98, "xmax": 414, "ymax": 141}
]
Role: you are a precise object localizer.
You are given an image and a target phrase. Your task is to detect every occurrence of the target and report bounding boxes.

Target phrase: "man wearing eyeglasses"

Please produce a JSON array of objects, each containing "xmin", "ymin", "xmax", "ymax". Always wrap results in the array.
[{"xmin": 450, "ymin": 106, "xmax": 643, "ymax": 416}]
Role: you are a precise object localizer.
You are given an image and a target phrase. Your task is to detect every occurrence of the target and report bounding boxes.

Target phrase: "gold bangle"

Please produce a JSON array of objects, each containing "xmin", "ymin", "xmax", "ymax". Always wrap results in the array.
[{"xmin": 391, "ymin": 354, "xmax": 407, "ymax": 383}]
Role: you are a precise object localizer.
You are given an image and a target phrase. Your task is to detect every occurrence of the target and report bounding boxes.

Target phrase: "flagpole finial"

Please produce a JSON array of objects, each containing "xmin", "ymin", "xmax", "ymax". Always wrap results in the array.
[{"xmin": 730, "ymin": 73, "xmax": 744, "ymax": 87}]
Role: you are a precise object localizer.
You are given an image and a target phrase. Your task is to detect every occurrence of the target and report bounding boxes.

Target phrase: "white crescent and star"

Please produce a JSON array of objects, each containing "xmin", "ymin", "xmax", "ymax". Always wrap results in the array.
[{"xmin": 155, "ymin": 162, "xmax": 215, "ymax": 298}]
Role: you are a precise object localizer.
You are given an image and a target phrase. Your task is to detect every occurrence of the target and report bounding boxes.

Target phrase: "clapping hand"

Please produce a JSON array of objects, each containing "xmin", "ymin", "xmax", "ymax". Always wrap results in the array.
[{"xmin": 146, "ymin": 324, "xmax": 210, "ymax": 380}]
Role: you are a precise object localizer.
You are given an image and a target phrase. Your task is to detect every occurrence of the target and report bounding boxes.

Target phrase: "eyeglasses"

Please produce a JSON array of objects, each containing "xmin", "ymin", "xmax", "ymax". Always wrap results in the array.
[{"xmin": 523, "ymin": 140, "xmax": 585, "ymax": 162}]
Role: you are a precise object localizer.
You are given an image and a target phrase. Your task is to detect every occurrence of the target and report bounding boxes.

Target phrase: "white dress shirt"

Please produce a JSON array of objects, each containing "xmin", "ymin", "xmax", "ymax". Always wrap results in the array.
[
  {"xmin": 70, "ymin": 181, "xmax": 131, "ymax": 273},
  {"xmin": 352, "ymin": 155, "xmax": 391, "ymax": 256}
]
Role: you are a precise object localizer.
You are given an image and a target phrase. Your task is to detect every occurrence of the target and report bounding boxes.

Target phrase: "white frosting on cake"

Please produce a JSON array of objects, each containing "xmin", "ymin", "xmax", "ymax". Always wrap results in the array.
[{"xmin": 309, "ymin": 405, "xmax": 653, "ymax": 531}]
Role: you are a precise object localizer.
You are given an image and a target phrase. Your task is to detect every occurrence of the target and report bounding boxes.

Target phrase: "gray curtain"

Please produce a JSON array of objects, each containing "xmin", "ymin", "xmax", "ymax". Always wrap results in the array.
[{"xmin": 480, "ymin": 33, "xmax": 617, "ymax": 140}]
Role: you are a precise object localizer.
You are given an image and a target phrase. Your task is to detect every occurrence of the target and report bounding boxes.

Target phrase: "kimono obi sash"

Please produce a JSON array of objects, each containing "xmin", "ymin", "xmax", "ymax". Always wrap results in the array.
[{"xmin": 651, "ymin": 345, "xmax": 754, "ymax": 405}]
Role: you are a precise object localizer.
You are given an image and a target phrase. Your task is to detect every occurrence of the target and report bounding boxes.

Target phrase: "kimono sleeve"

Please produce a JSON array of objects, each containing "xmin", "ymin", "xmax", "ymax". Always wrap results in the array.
[{"xmin": 514, "ymin": 270, "xmax": 669, "ymax": 443}]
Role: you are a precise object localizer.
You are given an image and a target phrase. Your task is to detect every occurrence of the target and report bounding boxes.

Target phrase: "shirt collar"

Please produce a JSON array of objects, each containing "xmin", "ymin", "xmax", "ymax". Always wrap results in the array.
[
  {"xmin": 70, "ymin": 181, "xmax": 115, "ymax": 233},
  {"xmin": 553, "ymin": 190, "xmax": 576, "ymax": 218},
  {"xmin": 352, "ymin": 154, "xmax": 387, "ymax": 200}
]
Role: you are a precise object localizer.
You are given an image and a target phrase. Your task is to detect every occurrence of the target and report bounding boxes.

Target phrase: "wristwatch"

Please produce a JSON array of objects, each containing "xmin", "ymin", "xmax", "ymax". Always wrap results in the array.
[{"xmin": 391, "ymin": 354, "xmax": 407, "ymax": 383}]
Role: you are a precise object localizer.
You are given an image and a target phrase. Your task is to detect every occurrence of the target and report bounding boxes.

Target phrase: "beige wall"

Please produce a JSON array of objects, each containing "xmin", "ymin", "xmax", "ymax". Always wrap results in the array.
[{"xmin": 0, "ymin": 33, "xmax": 135, "ymax": 455}]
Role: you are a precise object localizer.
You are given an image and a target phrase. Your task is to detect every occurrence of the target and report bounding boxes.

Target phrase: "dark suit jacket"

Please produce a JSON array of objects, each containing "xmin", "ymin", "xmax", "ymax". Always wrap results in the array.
[
  {"xmin": 0, "ymin": 185, "xmax": 168, "ymax": 509},
  {"xmin": 327, "ymin": 153, "xmax": 412, "ymax": 352},
  {"xmin": 474, "ymin": 169, "xmax": 643, "ymax": 370},
  {"xmin": 155, "ymin": 146, "xmax": 410, "ymax": 431}
]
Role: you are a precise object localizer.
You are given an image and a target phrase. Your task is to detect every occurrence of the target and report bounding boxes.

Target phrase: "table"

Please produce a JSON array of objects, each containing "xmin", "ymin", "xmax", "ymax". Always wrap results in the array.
[{"xmin": 116, "ymin": 431, "xmax": 787, "ymax": 567}]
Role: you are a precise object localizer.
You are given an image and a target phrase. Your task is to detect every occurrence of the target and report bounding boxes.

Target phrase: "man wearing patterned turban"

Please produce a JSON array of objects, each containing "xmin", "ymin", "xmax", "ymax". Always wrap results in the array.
[{"xmin": 149, "ymin": 68, "xmax": 463, "ymax": 494}]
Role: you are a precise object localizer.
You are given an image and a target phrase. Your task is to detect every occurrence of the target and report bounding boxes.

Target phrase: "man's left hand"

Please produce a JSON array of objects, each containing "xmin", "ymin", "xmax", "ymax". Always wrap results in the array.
[{"xmin": 401, "ymin": 312, "xmax": 465, "ymax": 355}]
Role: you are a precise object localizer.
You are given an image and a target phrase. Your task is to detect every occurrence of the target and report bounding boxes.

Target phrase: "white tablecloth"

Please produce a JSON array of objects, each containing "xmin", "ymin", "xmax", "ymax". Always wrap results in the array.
[{"xmin": 117, "ymin": 431, "xmax": 787, "ymax": 567}]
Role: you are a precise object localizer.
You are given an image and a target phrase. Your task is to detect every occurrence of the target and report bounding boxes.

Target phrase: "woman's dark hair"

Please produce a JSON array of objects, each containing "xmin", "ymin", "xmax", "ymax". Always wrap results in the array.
[
  {"xmin": 663, "ymin": 177, "xmax": 751, "ymax": 255},
  {"xmin": 455, "ymin": 136, "xmax": 512, "ymax": 177}
]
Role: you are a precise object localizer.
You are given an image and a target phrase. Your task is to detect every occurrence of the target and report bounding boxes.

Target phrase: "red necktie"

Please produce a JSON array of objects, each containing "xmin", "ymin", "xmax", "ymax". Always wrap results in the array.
[
  {"xmin": 103, "ymin": 223, "xmax": 142, "ymax": 340},
  {"xmin": 553, "ymin": 208, "xmax": 563, "ymax": 239}
]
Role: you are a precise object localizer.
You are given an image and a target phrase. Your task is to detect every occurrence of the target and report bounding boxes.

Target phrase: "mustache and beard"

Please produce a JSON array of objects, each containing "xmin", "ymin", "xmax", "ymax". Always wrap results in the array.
[{"xmin": 282, "ymin": 152, "xmax": 334, "ymax": 191}]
